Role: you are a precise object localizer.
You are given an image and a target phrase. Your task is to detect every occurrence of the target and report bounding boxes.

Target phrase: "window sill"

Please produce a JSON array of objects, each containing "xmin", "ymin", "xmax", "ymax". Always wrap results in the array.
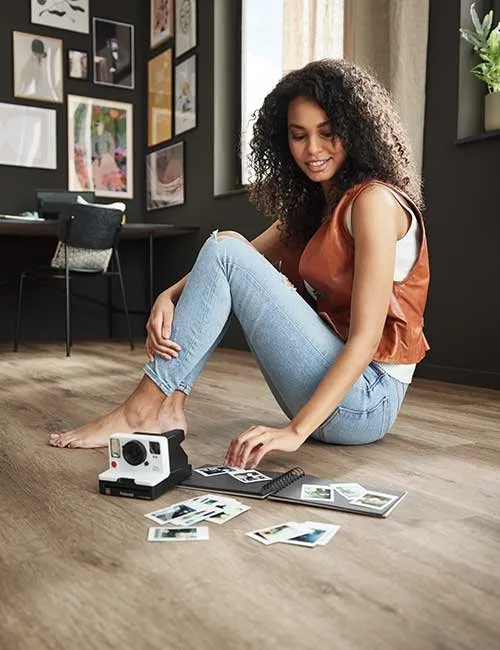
[
  {"xmin": 213, "ymin": 186, "xmax": 249, "ymax": 199},
  {"xmin": 456, "ymin": 129, "xmax": 500, "ymax": 145}
]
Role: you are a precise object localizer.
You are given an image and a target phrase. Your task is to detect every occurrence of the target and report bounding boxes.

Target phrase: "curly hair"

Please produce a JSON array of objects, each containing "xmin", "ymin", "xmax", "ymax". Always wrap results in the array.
[{"xmin": 248, "ymin": 59, "xmax": 423, "ymax": 247}]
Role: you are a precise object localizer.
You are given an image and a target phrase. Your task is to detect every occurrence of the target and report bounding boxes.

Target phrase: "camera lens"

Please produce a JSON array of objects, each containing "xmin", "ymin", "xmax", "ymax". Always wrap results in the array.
[{"xmin": 122, "ymin": 440, "xmax": 147, "ymax": 466}]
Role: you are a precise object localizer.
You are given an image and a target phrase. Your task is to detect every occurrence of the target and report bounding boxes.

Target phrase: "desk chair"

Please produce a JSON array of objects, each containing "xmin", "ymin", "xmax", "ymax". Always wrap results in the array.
[{"xmin": 13, "ymin": 203, "xmax": 134, "ymax": 356}]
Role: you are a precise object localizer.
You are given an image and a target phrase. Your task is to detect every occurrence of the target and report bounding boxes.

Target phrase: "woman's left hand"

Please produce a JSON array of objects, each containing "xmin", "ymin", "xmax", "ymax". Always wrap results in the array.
[{"xmin": 224, "ymin": 425, "xmax": 306, "ymax": 469}]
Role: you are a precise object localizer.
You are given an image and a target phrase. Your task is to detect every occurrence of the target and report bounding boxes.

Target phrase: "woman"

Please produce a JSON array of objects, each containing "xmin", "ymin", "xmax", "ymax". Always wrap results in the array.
[{"xmin": 50, "ymin": 59, "xmax": 430, "ymax": 470}]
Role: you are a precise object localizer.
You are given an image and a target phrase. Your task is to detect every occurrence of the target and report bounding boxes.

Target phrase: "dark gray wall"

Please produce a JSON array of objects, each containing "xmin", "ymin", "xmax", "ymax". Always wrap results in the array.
[
  {"xmin": 152, "ymin": 0, "xmax": 500, "ymax": 386},
  {"xmin": 419, "ymin": 0, "xmax": 500, "ymax": 388},
  {"xmin": 0, "ymin": 0, "xmax": 147, "ymax": 217},
  {"xmin": 0, "ymin": 0, "xmax": 151, "ymax": 343},
  {"xmin": 1, "ymin": 0, "xmax": 498, "ymax": 388},
  {"xmin": 146, "ymin": 0, "xmax": 268, "ymax": 349}
]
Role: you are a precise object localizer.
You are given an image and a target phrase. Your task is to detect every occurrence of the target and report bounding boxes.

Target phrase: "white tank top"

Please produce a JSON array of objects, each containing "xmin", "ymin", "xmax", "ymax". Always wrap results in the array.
[{"xmin": 304, "ymin": 187, "xmax": 421, "ymax": 384}]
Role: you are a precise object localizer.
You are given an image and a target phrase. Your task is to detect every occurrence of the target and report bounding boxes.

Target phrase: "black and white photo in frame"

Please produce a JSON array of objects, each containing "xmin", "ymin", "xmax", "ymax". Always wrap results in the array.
[
  {"xmin": 93, "ymin": 18, "xmax": 135, "ymax": 89},
  {"xmin": 13, "ymin": 32, "xmax": 63, "ymax": 103},
  {"xmin": 175, "ymin": 0, "xmax": 197, "ymax": 58},
  {"xmin": 175, "ymin": 55, "xmax": 196, "ymax": 135},
  {"xmin": 31, "ymin": 0, "xmax": 89, "ymax": 34}
]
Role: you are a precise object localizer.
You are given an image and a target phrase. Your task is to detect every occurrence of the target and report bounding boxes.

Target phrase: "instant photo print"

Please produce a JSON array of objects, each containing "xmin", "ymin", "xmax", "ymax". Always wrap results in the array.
[{"xmin": 98, "ymin": 429, "xmax": 191, "ymax": 500}]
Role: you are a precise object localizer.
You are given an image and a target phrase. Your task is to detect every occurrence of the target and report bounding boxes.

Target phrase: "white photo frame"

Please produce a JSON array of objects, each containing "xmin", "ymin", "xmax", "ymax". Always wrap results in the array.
[
  {"xmin": 175, "ymin": 55, "xmax": 196, "ymax": 135},
  {"xmin": 68, "ymin": 95, "xmax": 134, "ymax": 199},
  {"xmin": 13, "ymin": 32, "xmax": 63, "ymax": 104},
  {"xmin": 68, "ymin": 50, "xmax": 89, "ymax": 80},
  {"xmin": 146, "ymin": 142, "xmax": 185, "ymax": 210},
  {"xmin": 31, "ymin": 0, "xmax": 89, "ymax": 34},
  {"xmin": 176, "ymin": 0, "xmax": 197, "ymax": 58},
  {"xmin": 150, "ymin": 0, "xmax": 174, "ymax": 49},
  {"xmin": 0, "ymin": 102, "xmax": 56, "ymax": 169},
  {"xmin": 93, "ymin": 18, "xmax": 135, "ymax": 90}
]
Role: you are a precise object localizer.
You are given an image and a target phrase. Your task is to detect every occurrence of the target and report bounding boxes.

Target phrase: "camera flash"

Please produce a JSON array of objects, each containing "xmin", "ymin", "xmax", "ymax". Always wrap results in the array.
[{"xmin": 110, "ymin": 438, "xmax": 121, "ymax": 458}]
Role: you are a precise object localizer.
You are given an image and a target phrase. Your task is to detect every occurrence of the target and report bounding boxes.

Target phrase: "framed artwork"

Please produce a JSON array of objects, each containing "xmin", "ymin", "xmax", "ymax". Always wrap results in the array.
[
  {"xmin": 148, "ymin": 48, "xmax": 172, "ymax": 146},
  {"xmin": 13, "ymin": 32, "xmax": 63, "ymax": 103},
  {"xmin": 68, "ymin": 95, "xmax": 133, "ymax": 199},
  {"xmin": 147, "ymin": 142, "xmax": 185, "ymax": 210},
  {"xmin": 31, "ymin": 0, "xmax": 89, "ymax": 34},
  {"xmin": 93, "ymin": 18, "xmax": 135, "ymax": 89},
  {"xmin": 150, "ymin": 0, "xmax": 174, "ymax": 49},
  {"xmin": 68, "ymin": 50, "xmax": 89, "ymax": 80},
  {"xmin": 175, "ymin": 54, "xmax": 196, "ymax": 135},
  {"xmin": 0, "ymin": 102, "xmax": 56, "ymax": 169},
  {"xmin": 176, "ymin": 0, "xmax": 197, "ymax": 58}
]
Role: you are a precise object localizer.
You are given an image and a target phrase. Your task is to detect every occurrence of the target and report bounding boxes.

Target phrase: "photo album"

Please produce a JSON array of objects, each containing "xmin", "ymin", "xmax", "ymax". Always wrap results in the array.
[{"xmin": 179, "ymin": 465, "xmax": 407, "ymax": 518}]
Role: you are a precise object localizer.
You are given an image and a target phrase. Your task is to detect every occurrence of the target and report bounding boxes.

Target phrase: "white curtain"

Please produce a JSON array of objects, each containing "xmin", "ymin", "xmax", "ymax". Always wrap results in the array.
[
  {"xmin": 344, "ymin": 0, "xmax": 430, "ymax": 171},
  {"xmin": 282, "ymin": 0, "xmax": 344, "ymax": 73}
]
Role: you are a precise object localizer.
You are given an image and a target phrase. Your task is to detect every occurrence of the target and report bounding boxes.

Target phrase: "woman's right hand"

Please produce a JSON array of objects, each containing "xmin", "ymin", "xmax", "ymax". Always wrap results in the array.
[{"xmin": 145, "ymin": 291, "xmax": 182, "ymax": 362}]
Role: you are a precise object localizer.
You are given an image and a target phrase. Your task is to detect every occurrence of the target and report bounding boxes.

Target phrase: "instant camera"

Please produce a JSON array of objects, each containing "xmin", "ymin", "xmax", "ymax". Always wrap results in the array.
[{"xmin": 98, "ymin": 429, "xmax": 191, "ymax": 500}]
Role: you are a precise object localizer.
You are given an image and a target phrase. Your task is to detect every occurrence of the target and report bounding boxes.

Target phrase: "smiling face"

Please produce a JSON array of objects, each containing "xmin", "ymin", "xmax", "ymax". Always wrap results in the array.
[{"xmin": 287, "ymin": 96, "xmax": 347, "ymax": 195}]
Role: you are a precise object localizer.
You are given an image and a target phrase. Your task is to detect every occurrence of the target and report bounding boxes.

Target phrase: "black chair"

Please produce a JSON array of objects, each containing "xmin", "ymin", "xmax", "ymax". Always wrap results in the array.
[{"xmin": 13, "ymin": 203, "xmax": 134, "ymax": 356}]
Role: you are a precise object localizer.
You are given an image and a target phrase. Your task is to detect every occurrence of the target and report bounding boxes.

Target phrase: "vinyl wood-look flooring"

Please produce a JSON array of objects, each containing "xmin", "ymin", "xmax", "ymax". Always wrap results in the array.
[{"xmin": 0, "ymin": 342, "xmax": 499, "ymax": 650}]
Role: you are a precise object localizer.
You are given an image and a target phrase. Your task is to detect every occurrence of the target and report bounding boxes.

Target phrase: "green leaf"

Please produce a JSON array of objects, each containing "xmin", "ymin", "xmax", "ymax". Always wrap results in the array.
[
  {"xmin": 462, "ymin": 4, "xmax": 500, "ymax": 89},
  {"xmin": 471, "ymin": 3, "xmax": 483, "ymax": 34},
  {"xmin": 482, "ymin": 10, "xmax": 493, "ymax": 36},
  {"xmin": 461, "ymin": 28, "xmax": 484, "ymax": 49}
]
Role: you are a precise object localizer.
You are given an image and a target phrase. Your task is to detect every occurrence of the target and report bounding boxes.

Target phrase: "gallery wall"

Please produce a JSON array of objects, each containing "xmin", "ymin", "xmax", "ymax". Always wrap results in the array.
[{"xmin": 0, "ymin": 0, "xmax": 147, "ymax": 217}]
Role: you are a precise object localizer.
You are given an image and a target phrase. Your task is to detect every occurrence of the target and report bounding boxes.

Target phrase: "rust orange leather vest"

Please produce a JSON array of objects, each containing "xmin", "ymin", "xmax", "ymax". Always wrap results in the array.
[{"xmin": 280, "ymin": 180, "xmax": 430, "ymax": 363}]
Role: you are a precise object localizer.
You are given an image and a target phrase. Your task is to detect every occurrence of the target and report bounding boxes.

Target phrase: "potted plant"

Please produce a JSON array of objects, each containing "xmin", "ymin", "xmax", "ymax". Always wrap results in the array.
[{"xmin": 460, "ymin": 3, "xmax": 500, "ymax": 131}]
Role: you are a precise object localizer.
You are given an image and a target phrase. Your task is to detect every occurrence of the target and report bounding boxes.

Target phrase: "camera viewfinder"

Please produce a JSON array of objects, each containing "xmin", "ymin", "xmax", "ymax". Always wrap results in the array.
[
  {"xmin": 149, "ymin": 441, "xmax": 161, "ymax": 455},
  {"xmin": 110, "ymin": 438, "xmax": 121, "ymax": 458}
]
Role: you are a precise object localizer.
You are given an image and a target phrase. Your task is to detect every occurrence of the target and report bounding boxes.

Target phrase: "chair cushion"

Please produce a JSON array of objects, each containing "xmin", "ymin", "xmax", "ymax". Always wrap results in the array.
[{"xmin": 50, "ymin": 242, "xmax": 112, "ymax": 272}]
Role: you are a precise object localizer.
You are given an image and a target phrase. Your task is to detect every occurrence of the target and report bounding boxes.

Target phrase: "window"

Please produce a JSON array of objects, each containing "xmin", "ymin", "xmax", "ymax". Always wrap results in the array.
[{"xmin": 240, "ymin": 0, "xmax": 345, "ymax": 185}]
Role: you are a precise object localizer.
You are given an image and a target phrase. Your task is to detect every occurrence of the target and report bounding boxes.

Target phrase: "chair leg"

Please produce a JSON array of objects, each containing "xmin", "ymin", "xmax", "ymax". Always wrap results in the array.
[
  {"xmin": 107, "ymin": 274, "xmax": 114, "ymax": 340},
  {"xmin": 13, "ymin": 273, "xmax": 25, "ymax": 352},
  {"xmin": 114, "ymin": 250, "xmax": 134, "ymax": 351},
  {"xmin": 65, "ymin": 269, "xmax": 71, "ymax": 357}
]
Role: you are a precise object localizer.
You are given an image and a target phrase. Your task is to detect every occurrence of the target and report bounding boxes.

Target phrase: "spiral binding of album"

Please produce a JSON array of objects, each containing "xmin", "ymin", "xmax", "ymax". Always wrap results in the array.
[{"xmin": 259, "ymin": 466, "xmax": 305, "ymax": 496}]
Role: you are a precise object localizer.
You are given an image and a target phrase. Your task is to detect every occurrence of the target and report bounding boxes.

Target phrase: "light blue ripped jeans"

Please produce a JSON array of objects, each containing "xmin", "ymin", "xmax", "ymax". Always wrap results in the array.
[{"xmin": 144, "ymin": 233, "xmax": 408, "ymax": 445}]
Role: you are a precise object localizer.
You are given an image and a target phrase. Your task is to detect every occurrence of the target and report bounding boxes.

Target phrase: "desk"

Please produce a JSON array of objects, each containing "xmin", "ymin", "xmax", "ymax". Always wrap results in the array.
[{"xmin": 0, "ymin": 219, "xmax": 200, "ymax": 306}]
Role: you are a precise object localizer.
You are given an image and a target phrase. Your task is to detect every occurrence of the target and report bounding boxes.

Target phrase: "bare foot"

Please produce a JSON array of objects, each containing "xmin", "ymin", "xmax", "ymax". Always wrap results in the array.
[{"xmin": 49, "ymin": 376, "xmax": 187, "ymax": 449}]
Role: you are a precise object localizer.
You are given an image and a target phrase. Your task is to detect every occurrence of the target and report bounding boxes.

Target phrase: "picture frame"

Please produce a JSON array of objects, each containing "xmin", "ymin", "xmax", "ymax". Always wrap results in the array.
[
  {"xmin": 150, "ymin": 0, "xmax": 174, "ymax": 49},
  {"xmin": 68, "ymin": 50, "xmax": 89, "ymax": 80},
  {"xmin": 13, "ymin": 31, "xmax": 63, "ymax": 104},
  {"xmin": 148, "ymin": 48, "xmax": 173, "ymax": 146},
  {"xmin": 68, "ymin": 95, "xmax": 133, "ymax": 199},
  {"xmin": 0, "ymin": 102, "xmax": 56, "ymax": 169},
  {"xmin": 31, "ymin": 0, "xmax": 89, "ymax": 34},
  {"xmin": 175, "ymin": 54, "xmax": 196, "ymax": 135},
  {"xmin": 146, "ymin": 142, "xmax": 185, "ymax": 211},
  {"xmin": 93, "ymin": 18, "xmax": 135, "ymax": 90},
  {"xmin": 175, "ymin": 0, "xmax": 197, "ymax": 58}
]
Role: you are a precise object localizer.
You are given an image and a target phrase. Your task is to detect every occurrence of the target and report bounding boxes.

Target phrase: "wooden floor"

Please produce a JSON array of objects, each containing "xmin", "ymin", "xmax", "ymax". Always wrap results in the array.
[{"xmin": 1, "ymin": 342, "xmax": 499, "ymax": 650}]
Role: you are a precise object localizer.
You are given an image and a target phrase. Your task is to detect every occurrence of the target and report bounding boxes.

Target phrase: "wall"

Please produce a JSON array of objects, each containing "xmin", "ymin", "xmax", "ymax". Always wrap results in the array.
[
  {"xmin": 153, "ymin": 0, "xmax": 500, "ymax": 385},
  {"xmin": 0, "ymin": 0, "xmax": 153, "ymax": 343},
  {"xmin": 1, "ymin": 0, "xmax": 498, "ymax": 388},
  {"xmin": 420, "ymin": 0, "xmax": 500, "ymax": 388},
  {"xmin": 0, "ymin": 0, "xmax": 147, "ymax": 217},
  {"xmin": 146, "ymin": 0, "xmax": 269, "ymax": 349}
]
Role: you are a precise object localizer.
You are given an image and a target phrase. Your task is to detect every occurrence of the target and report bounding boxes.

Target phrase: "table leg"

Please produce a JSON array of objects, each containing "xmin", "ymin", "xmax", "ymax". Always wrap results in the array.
[{"xmin": 149, "ymin": 232, "xmax": 154, "ymax": 308}]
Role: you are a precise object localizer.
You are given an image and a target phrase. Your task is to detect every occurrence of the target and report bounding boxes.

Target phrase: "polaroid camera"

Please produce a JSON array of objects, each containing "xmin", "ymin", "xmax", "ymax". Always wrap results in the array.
[{"xmin": 98, "ymin": 429, "xmax": 192, "ymax": 500}]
